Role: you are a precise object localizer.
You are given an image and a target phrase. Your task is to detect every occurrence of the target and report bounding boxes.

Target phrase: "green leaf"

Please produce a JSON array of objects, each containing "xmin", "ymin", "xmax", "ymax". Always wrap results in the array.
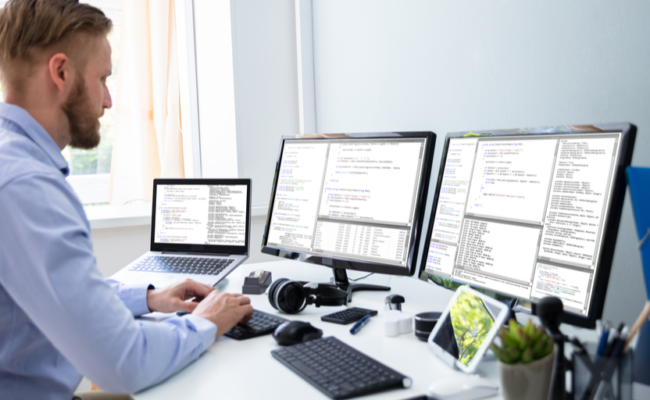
[{"xmin": 521, "ymin": 348, "xmax": 534, "ymax": 364}]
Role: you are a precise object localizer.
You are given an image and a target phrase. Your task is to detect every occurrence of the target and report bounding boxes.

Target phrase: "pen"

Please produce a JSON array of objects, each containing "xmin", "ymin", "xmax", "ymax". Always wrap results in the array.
[
  {"xmin": 596, "ymin": 323, "xmax": 610, "ymax": 356},
  {"xmin": 350, "ymin": 314, "xmax": 372, "ymax": 335}
]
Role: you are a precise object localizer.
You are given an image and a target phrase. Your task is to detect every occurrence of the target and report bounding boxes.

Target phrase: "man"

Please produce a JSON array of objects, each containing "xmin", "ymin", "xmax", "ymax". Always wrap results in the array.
[{"xmin": 0, "ymin": 1, "xmax": 253, "ymax": 399}]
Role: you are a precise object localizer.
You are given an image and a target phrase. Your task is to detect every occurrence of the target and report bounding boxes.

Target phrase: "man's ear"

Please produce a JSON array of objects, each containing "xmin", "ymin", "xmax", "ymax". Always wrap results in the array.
[{"xmin": 48, "ymin": 53, "xmax": 72, "ymax": 93}]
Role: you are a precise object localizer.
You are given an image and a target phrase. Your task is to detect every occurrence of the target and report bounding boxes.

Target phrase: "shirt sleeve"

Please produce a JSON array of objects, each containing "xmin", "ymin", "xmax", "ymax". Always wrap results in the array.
[
  {"xmin": 0, "ymin": 174, "xmax": 216, "ymax": 394},
  {"xmin": 105, "ymin": 279, "xmax": 152, "ymax": 317}
]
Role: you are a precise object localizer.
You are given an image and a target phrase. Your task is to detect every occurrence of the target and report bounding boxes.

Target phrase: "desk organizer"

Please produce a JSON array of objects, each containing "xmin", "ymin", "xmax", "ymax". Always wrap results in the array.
[
  {"xmin": 573, "ymin": 349, "xmax": 633, "ymax": 400},
  {"xmin": 242, "ymin": 271, "xmax": 272, "ymax": 294}
]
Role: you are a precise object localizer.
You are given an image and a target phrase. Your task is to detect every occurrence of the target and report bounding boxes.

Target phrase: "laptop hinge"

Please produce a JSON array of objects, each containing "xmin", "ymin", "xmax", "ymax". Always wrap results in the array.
[{"xmin": 162, "ymin": 251, "xmax": 232, "ymax": 257}]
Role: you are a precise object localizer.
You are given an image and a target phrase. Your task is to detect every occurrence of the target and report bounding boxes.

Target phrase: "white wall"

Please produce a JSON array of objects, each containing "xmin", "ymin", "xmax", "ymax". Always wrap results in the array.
[
  {"xmin": 231, "ymin": 0, "xmax": 300, "ymax": 211},
  {"xmin": 312, "ymin": 0, "xmax": 650, "ymax": 325},
  {"xmin": 193, "ymin": 0, "xmax": 300, "ymax": 213}
]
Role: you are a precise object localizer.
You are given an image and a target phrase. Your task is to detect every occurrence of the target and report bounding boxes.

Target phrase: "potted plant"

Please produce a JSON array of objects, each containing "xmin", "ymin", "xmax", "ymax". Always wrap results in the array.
[{"xmin": 490, "ymin": 319, "xmax": 556, "ymax": 400}]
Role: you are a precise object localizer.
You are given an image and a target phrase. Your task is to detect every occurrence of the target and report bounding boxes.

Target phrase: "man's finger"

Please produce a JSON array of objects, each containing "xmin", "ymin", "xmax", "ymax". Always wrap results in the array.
[
  {"xmin": 182, "ymin": 280, "xmax": 214, "ymax": 298},
  {"xmin": 238, "ymin": 304, "xmax": 254, "ymax": 324},
  {"xmin": 237, "ymin": 296, "xmax": 251, "ymax": 306},
  {"xmin": 180, "ymin": 300, "xmax": 199, "ymax": 313}
]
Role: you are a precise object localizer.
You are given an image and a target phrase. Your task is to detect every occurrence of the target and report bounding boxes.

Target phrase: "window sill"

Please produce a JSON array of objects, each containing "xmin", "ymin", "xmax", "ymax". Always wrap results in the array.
[{"xmin": 85, "ymin": 204, "xmax": 152, "ymax": 230}]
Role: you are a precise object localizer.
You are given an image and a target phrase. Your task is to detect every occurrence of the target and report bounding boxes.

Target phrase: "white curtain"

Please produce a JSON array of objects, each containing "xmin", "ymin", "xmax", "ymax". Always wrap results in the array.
[{"xmin": 109, "ymin": 0, "xmax": 183, "ymax": 205}]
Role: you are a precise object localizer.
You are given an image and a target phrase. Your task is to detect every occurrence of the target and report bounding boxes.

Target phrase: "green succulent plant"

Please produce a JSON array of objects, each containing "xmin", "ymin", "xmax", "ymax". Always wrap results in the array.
[{"xmin": 490, "ymin": 319, "xmax": 554, "ymax": 364}]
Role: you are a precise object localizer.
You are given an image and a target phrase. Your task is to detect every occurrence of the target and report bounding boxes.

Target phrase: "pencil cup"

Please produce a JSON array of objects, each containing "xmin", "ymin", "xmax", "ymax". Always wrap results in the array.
[{"xmin": 573, "ymin": 349, "xmax": 633, "ymax": 400}]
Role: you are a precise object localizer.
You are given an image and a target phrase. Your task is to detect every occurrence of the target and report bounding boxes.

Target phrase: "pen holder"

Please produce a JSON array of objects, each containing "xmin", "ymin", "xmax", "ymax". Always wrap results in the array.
[{"xmin": 573, "ymin": 349, "xmax": 633, "ymax": 400}]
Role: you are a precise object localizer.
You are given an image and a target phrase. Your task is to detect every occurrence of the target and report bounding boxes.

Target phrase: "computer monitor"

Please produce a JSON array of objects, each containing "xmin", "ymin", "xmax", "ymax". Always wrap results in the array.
[
  {"xmin": 419, "ymin": 124, "xmax": 636, "ymax": 328},
  {"xmin": 262, "ymin": 132, "xmax": 435, "ymax": 299}
]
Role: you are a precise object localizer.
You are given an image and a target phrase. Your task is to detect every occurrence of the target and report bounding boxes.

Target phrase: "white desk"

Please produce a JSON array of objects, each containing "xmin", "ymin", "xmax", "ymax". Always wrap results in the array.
[{"xmin": 134, "ymin": 260, "xmax": 597, "ymax": 400}]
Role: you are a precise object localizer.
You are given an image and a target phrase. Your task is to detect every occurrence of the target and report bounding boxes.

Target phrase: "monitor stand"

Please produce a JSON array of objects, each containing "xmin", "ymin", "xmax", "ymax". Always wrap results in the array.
[{"xmin": 331, "ymin": 268, "xmax": 390, "ymax": 303}]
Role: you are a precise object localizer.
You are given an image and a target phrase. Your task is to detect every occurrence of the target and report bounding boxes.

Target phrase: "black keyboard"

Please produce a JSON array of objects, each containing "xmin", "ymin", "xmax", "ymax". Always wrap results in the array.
[
  {"xmin": 321, "ymin": 307, "xmax": 378, "ymax": 325},
  {"xmin": 272, "ymin": 337, "xmax": 411, "ymax": 399},
  {"xmin": 128, "ymin": 255, "xmax": 234, "ymax": 275},
  {"xmin": 225, "ymin": 310, "xmax": 288, "ymax": 340}
]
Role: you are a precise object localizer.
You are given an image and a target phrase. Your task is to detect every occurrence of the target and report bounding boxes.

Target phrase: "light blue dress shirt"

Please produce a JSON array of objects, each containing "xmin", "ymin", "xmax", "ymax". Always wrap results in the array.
[{"xmin": 0, "ymin": 103, "xmax": 217, "ymax": 400}]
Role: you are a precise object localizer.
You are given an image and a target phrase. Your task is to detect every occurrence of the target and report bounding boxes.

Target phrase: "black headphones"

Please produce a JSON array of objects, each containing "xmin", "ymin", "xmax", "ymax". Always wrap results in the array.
[{"xmin": 267, "ymin": 278, "xmax": 348, "ymax": 314}]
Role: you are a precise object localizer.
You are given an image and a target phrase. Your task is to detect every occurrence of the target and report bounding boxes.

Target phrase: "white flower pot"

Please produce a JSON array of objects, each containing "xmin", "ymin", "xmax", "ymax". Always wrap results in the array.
[{"xmin": 498, "ymin": 345, "xmax": 556, "ymax": 400}]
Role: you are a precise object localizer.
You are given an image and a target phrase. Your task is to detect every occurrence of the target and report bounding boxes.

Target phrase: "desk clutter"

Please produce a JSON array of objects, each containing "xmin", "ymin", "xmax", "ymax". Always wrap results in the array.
[{"xmin": 160, "ymin": 128, "xmax": 646, "ymax": 399}]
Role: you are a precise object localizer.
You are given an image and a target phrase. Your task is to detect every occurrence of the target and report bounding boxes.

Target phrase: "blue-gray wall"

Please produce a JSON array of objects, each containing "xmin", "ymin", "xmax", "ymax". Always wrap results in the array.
[{"xmin": 313, "ymin": 0, "xmax": 650, "ymax": 325}]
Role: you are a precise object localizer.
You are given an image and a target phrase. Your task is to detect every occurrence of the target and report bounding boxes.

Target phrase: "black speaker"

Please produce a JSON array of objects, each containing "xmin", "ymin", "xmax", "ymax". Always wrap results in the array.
[{"xmin": 267, "ymin": 278, "xmax": 348, "ymax": 314}]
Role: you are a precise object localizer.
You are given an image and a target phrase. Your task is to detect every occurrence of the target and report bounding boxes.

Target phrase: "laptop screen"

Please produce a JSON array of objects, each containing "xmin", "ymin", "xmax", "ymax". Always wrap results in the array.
[{"xmin": 153, "ymin": 183, "xmax": 248, "ymax": 247}]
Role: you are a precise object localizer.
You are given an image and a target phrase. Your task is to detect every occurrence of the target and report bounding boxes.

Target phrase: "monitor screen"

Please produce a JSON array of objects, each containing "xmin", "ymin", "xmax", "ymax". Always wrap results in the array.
[
  {"xmin": 420, "ymin": 125, "xmax": 636, "ymax": 326},
  {"xmin": 263, "ymin": 132, "xmax": 434, "ymax": 276},
  {"xmin": 153, "ymin": 182, "xmax": 248, "ymax": 247}
]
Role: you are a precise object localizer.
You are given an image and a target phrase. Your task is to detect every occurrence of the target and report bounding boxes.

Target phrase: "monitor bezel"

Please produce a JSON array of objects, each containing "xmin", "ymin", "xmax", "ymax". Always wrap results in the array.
[
  {"xmin": 261, "ymin": 131, "xmax": 436, "ymax": 277},
  {"xmin": 418, "ymin": 123, "xmax": 636, "ymax": 329},
  {"xmin": 150, "ymin": 178, "xmax": 251, "ymax": 255}
]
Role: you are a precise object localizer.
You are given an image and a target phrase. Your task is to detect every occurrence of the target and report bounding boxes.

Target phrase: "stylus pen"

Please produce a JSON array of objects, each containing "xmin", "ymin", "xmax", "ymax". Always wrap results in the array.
[{"xmin": 350, "ymin": 314, "xmax": 371, "ymax": 335}]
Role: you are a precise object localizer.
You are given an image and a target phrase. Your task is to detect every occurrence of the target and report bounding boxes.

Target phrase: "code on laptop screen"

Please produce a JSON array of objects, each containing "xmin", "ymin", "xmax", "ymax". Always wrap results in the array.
[{"xmin": 153, "ymin": 184, "xmax": 248, "ymax": 246}]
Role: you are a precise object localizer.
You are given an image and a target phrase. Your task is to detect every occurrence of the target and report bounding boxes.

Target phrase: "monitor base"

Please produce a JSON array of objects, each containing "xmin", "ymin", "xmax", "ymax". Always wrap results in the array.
[{"xmin": 331, "ymin": 268, "xmax": 390, "ymax": 303}]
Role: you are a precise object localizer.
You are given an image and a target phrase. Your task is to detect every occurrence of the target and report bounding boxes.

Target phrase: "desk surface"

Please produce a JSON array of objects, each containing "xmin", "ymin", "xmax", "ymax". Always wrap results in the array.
[{"xmin": 134, "ymin": 260, "xmax": 597, "ymax": 400}]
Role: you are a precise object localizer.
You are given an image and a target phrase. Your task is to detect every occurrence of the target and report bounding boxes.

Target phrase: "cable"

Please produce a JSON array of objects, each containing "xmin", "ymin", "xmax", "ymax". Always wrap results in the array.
[{"xmin": 349, "ymin": 273, "xmax": 374, "ymax": 282}]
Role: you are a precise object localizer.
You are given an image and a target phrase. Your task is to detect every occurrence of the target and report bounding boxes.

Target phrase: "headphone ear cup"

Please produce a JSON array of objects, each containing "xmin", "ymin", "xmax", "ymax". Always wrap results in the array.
[
  {"xmin": 275, "ymin": 281, "xmax": 307, "ymax": 314},
  {"xmin": 267, "ymin": 278, "xmax": 289, "ymax": 311}
]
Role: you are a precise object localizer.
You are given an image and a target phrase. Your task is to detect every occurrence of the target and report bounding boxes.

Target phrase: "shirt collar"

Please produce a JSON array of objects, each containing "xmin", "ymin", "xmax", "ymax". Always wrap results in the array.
[{"xmin": 0, "ymin": 102, "xmax": 69, "ymax": 176}]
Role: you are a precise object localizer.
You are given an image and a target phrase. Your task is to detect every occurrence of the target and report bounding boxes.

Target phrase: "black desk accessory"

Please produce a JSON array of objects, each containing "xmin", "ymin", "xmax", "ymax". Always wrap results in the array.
[
  {"xmin": 321, "ymin": 307, "xmax": 378, "ymax": 325},
  {"xmin": 414, "ymin": 312, "xmax": 441, "ymax": 341},
  {"xmin": 538, "ymin": 296, "xmax": 570, "ymax": 400},
  {"xmin": 267, "ymin": 278, "xmax": 348, "ymax": 314},
  {"xmin": 272, "ymin": 336, "xmax": 412, "ymax": 399},
  {"xmin": 225, "ymin": 309, "xmax": 288, "ymax": 340},
  {"xmin": 242, "ymin": 269, "xmax": 272, "ymax": 294},
  {"xmin": 385, "ymin": 294, "xmax": 405, "ymax": 311},
  {"xmin": 273, "ymin": 321, "xmax": 323, "ymax": 346},
  {"xmin": 535, "ymin": 295, "xmax": 636, "ymax": 400},
  {"xmin": 574, "ymin": 347, "xmax": 633, "ymax": 400}
]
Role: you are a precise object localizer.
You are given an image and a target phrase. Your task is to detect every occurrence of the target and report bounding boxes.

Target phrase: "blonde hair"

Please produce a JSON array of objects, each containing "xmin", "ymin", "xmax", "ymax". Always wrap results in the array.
[{"xmin": 0, "ymin": 0, "xmax": 112, "ymax": 89}]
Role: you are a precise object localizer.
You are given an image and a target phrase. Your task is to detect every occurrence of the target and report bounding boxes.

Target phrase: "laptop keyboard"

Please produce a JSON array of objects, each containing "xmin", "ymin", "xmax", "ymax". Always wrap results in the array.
[{"xmin": 128, "ymin": 256, "xmax": 235, "ymax": 275}]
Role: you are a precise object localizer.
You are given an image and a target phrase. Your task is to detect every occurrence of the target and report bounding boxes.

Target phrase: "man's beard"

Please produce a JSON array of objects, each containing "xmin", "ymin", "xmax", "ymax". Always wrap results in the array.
[{"xmin": 63, "ymin": 75, "xmax": 102, "ymax": 149}]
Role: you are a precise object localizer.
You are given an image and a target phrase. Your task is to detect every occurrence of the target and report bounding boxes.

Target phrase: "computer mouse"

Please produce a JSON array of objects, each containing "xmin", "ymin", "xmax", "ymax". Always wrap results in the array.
[
  {"xmin": 273, "ymin": 321, "xmax": 323, "ymax": 346},
  {"xmin": 427, "ymin": 375, "xmax": 498, "ymax": 400}
]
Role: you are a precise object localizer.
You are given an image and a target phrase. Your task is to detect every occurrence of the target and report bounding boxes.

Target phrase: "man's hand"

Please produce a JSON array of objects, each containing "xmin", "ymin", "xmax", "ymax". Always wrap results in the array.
[
  {"xmin": 192, "ymin": 291, "xmax": 254, "ymax": 338},
  {"xmin": 146, "ymin": 279, "xmax": 214, "ymax": 314}
]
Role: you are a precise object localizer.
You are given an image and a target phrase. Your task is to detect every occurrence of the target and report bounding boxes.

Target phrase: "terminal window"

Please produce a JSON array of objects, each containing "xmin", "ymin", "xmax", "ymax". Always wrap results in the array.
[
  {"xmin": 267, "ymin": 138, "xmax": 427, "ymax": 267},
  {"xmin": 424, "ymin": 134, "xmax": 621, "ymax": 315}
]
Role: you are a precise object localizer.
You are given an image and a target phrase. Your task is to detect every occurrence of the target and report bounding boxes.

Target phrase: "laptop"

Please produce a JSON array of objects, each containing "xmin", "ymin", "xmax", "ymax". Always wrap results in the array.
[{"xmin": 112, "ymin": 178, "xmax": 251, "ymax": 289}]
